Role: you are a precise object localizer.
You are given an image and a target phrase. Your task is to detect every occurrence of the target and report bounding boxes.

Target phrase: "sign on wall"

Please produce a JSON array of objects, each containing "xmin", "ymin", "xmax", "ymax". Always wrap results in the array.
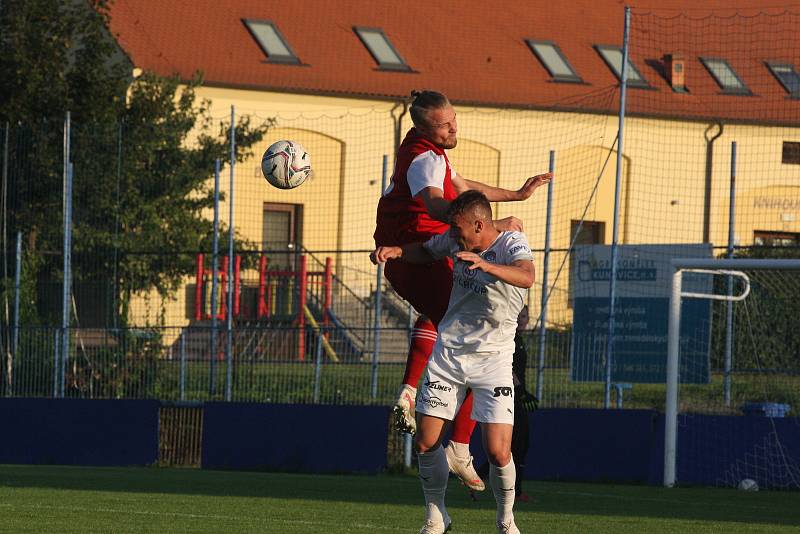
[{"xmin": 570, "ymin": 244, "xmax": 713, "ymax": 384}]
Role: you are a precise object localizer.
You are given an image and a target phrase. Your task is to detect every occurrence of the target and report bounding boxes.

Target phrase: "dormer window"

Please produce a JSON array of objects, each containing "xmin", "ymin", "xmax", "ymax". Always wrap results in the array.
[
  {"xmin": 526, "ymin": 40, "xmax": 582, "ymax": 83},
  {"xmin": 354, "ymin": 27, "xmax": 410, "ymax": 71},
  {"xmin": 594, "ymin": 45, "xmax": 649, "ymax": 88},
  {"xmin": 700, "ymin": 57, "xmax": 750, "ymax": 95},
  {"xmin": 766, "ymin": 62, "xmax": 800, "ymax": 97},
  {"xmin": 244, "ymin": 20, "xmax": 300, "ymax": 64}
]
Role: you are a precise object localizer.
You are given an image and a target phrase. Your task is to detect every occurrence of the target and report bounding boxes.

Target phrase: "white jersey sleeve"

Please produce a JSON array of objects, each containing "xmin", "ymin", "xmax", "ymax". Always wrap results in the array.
[
  {"xmin": 423, "ymin": 232, "xmax": 458, "ymax": 260},
  {"xmin": 407, "ymin": 151, "xmax": 447, "ymax": 197},
  {"xmin": 506, "ymin": 232, "xmax": 534, "ymax": 263}
]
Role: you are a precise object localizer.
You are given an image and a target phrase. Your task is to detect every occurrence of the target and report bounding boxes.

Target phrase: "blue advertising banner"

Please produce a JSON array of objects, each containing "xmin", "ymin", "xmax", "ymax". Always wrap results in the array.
[{"xmin": 570, "ymin": 244, "xmax": 712, "ymax": 384}]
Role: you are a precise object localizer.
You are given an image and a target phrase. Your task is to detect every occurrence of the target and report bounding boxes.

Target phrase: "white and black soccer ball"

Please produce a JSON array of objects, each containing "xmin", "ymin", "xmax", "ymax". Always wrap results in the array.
[
  {"xmin": 261, "ymin": 140, "xmax": 313, "ymax": 190},
  {"xmin": 737, "ymin": 478, "xmax": 759, "ymax": 491}
]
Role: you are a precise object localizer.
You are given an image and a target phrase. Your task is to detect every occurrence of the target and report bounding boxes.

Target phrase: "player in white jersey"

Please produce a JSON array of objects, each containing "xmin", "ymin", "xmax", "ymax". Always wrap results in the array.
[{"xmin": 371, "ymin": 190, "xmax": 534, "ymax": 534}]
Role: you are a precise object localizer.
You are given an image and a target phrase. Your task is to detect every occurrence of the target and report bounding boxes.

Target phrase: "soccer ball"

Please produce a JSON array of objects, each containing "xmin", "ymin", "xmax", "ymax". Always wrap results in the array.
[
  {"xmin": 737, "ymin": 478, "xmax": 759, "ymax": 491},
  {"xmin": 261, "ymin": 140, "xmax": 313, "ymax": 189}
]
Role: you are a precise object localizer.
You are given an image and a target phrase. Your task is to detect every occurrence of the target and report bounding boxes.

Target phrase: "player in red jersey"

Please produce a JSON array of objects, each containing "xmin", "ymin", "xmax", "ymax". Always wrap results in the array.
[{"xmin": 374, "ymin": 90, "xmax": 550, "ymax": 492}]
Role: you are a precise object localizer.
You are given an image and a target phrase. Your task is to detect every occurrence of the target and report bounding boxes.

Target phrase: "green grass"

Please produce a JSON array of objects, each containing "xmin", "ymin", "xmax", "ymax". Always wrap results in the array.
[{"xmin": 0, "ymin": 465, "xmax": 798, "ymax": 533}]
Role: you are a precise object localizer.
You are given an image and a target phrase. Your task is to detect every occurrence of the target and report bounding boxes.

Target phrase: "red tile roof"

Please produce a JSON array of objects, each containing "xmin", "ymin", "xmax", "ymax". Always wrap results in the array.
[{"xmin": 108, "ymin": 1, "xmax": 800, "ymax": 124}]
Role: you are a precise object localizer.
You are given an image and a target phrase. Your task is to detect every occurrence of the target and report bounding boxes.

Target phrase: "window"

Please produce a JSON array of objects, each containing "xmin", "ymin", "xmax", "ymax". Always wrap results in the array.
[
  {"xmin": 783, "ymin": 141, "xmax": 800, "ymax": 164},
  {"xmin": 569, "ymin": 220, "xmax": 606, "ymax": 306},
  {"xmin": 699, "ymin": 57, "xmax": 750, "ymax": 94},
  {"xmin": 594, "ymin": 45, "xmax": 649, "ymax": 88},
  {"xmin": 526, "ymin": 40, "xmax": 582, "ymax": 83},
  {"xmin": 766, "ymin": 62, "xmax": 800, "ymax": 97},
  {"xmin": 243, "ymin": 20, "xmax": 300, "ymax": 64},
  {"xmin": 572, "ymin": 220, "xmax": 606, "ymax": 246},
  {"xmin": 353, "ymin": 27, "xmax": 410, "ymax": 71},
  {"xmin": 754, "ymin": 231, "xmax": 800, "ymax": 247}
]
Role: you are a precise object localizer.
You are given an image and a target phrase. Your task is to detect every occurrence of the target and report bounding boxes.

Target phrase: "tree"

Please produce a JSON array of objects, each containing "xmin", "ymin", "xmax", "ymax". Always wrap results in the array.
[
  {"xmin": 0, "ymin": 0, "xmax": 272, "ymax": 327},
  {"xmin": 710, "ymin": 246, "xmax": 800, "ymax": 377}
]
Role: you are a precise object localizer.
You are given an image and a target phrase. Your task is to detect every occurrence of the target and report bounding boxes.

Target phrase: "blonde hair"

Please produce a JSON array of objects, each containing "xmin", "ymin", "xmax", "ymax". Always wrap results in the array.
[{"xmin": 409, "ymin": 90, "xmax": 450, "ymax": 128}]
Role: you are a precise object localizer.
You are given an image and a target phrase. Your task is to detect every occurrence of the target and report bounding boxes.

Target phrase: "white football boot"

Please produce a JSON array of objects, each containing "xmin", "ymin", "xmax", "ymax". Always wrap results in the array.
[
  {"xmin": 392, "ymin": 384, "xmax": 417, "ymax": 435},
  {"xmin": 419, "ymin": 511, "xmax": 452, "ymax": 534},
  {"xmin": 497, "ymin": 520, "xmax": 521, "ymax": 534},
  {"xmin": 444, "ymin": 442, "xmax": 486, "ymax": 491}
]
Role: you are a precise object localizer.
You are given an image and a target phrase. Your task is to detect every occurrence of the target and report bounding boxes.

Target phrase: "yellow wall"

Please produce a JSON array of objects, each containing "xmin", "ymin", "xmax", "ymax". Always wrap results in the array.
[{"xmin": 129, "ymin": 85, "xmax": 800, "ymax": 329}]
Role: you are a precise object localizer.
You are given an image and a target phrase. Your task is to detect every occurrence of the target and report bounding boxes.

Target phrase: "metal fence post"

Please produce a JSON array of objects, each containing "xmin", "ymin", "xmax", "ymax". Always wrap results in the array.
[
  {"xmin": 313, "ymin": 332, "xmax": 324, "ymax": 403},
  {"xmin": 536, "ymin": 150, "xmax": 555, "ymax": 400},
  {"xmin": 2, "ymin": 123, "xmax": 8, "ymax": 396},
  {"xmin": 724, "ymin": 141, "xmax": 736, "ymax": 406},
  {"xmin": 10, "ymin": 231, "xmax": 21, "ymax": 397},
  {"xmin": 226, "ymin": 106, "xmax": 236, "ymax": 402},
  {"xmin": 372, "ymin": 154, "xmax": 389, "ymax": 400},
  {"xmin": 61, "ymin": 148, "xmax": 73, "ymax": 398},
  {"xmin": 180, "ymin": 330, "xmax": 187, "ymax": 401},
  {"xmin": 604, "ymin": 6, "xmax": 630, "ymax": 408},
  {"xmin": 52, "ymin": 331, "xmax": 60, "ymax": 398},
  {"xmin": 403, "ymin": 433, "xmax": 412, "ymax": 468},
  {"xmin": 209, "ymin": 159, "xmax": 221, "ymax": 397}
]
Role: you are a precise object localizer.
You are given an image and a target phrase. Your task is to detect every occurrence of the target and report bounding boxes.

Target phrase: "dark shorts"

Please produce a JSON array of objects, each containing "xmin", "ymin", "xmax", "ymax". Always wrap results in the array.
[{"xmin": 384, "ymin": 258, "xmax": 453, "ymax": 326}]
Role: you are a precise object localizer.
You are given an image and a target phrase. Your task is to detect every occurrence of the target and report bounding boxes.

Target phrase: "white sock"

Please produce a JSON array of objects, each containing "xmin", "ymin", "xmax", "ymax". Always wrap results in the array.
[
  {"xmin": 490, "ymin": 459, "xmax": 516, "ymax": 525},
  {"xmin": 417, "ymin": 446, "xmax": 449, "ymax": 523},
  {"xmin": 448, "ymin": 440, "xmax": 470, "ymax": 458}
]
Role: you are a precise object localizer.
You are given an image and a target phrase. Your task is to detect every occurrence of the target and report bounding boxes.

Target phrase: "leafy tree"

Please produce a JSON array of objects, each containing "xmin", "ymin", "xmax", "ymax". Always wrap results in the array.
[
  {"xmin": 0, "ymin": 0, "xmax": 273, "ymax": 327},
  {"xmin": 710, "ymin": 246, "xmax": 800, "ymax": 376}
]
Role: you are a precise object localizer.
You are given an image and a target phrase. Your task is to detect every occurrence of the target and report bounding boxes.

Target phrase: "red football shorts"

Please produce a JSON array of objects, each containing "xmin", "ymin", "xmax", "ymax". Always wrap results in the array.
[{"xmin": 384, "ymin": 257, "xmax": 453, "ymax": 327}]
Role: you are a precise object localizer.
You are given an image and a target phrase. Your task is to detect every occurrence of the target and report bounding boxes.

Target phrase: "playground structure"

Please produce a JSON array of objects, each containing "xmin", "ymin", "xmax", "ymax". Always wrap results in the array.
[{"xmin": 194, "ymin": 253, "xmax": 334, "ymax": 361}]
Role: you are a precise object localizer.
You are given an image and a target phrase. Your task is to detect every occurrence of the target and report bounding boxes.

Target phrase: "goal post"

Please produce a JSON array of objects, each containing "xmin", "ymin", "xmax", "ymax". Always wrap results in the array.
[{"xmin": 664, "ymin": 258, "xmax": 800, "ymax": 488}]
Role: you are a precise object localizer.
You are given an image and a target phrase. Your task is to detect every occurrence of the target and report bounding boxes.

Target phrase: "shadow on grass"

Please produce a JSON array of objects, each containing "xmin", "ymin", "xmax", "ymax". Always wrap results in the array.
[{"xmin": 0, "ymin": 465, "xmax": 798, "ymax": 527}]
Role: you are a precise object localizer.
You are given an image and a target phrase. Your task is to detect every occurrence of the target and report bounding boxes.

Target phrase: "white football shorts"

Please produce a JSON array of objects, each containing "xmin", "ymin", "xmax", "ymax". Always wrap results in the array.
[{"xmin": 416, "ymin": 343, "xmax": 515, "ymax": 425}]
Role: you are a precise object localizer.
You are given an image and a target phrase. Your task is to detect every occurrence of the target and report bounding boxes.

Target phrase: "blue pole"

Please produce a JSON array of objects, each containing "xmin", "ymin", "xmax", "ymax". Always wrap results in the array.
[
  {"xmin": 11, "ymin": 231, "xmax": 21, "ymax": 396},
  {"xmin": 604, "ymin": 7, "xmax": 630, "ymax": 408},
  {"xmin": 372, "ymin": 155, "xmax": 388, "ymax": 400},
  {"xmin": 60, "ymin": 112, "xmax": 73, "ymax": 398},
  {"xmin": 209, "ymin": 159, "xmax": 220, "ymax": 397},
  {"xmin": 724, "ymin": 141, "xmax": 736, "ymax": 406},
  {"xmin": 52, "ymin": 331, "xmax": 60, "ymax": 398},
  {"xmin": 2, "ymin": 124, "xmax": 8, "ymax": 396},
  {"xmin": 536, "ymin": 151, "xmax": 555, "ymax": 400},
  {"xmin": 226, "ymin": 106, "xmax": 235, "ymax": 401},
  {"xmin": 313, "ymin": 332, "xmax": 323, "ymax": 403},
  {"xmin": 180, "ymin": 330, "xmax": 187, "ymax": 401}
]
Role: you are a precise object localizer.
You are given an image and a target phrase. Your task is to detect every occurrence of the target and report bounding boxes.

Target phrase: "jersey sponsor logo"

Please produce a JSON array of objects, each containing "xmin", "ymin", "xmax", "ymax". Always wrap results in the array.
[
  {"xmin": 461, "ymin": 263, "xmax": 478, "ymax": 279},
  {"xmin": 424, "ymin": 379, "xmax": 452, "ymax": 393},
  {"xmin": 509, "ymin": 245, "xmax": 530, "ymax": 255},
  {"xmin": 422, "ymin": 394, "xmax": 449, "ymax": 409},
  {"xmin": 483, "ymin": 251, "xmax": 497, "ymax": 263},
  {"xmin": 453, "ymin": 274, "xmax": 488, "ymax": 295},
  {"xmin": 493, "ymin": 386, "xmax": 513, "ymax": 398}
]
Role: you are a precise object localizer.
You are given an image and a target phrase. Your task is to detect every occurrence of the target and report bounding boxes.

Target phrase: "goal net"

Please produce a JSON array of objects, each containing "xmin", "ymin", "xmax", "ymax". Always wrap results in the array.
[{"xmin": 664, "ymin": 258, "xmax": 800, "ymax": 489}]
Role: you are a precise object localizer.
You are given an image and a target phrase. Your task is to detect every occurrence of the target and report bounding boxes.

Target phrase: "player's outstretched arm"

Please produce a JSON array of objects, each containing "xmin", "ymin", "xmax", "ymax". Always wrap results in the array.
[
  {"xmin": 457, "ymin": 172, "xmax": 551, "ymax": 203},
  {"xmin": 455, "ymin": 254, "xmax": 534, "ymax": 288},
  {"xmin": 370, "ymin": 243, "xmax": 434, "ymax": 265}
]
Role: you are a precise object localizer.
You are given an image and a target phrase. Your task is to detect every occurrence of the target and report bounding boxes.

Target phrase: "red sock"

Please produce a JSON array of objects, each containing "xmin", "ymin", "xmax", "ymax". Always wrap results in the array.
[
  {"xmin": 450, "ymin": 391, "xmax": 477, "ymax": 444},
  {"xmin": 401, "ymin": 316, "xmax": 437, "ymax": 387}
]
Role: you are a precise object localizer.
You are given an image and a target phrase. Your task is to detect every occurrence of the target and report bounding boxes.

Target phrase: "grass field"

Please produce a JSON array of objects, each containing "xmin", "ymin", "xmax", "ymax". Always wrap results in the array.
[{"xmin": 0, "ymin": 465, "xmax": 798, "ymax": 533}]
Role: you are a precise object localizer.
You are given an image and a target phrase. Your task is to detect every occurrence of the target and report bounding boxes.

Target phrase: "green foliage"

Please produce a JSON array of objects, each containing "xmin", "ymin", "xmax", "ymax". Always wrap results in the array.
[
  {"xmin": 710, "ymin": 247, "xmax": 800, "ymax": 374},
  {"xmin": 65, "ymin": 329, "xmax": 163, "ymax": 399},
  {"xmin": 0, "ymin": 0, "xmax": 274, "ymax": 327}
]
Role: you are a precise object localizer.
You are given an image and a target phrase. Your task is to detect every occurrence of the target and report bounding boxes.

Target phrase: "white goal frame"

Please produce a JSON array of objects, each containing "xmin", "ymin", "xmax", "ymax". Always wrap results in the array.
[{"xmin": 664, "ymin": 258, "xmax": 800, "ymax": 487}]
